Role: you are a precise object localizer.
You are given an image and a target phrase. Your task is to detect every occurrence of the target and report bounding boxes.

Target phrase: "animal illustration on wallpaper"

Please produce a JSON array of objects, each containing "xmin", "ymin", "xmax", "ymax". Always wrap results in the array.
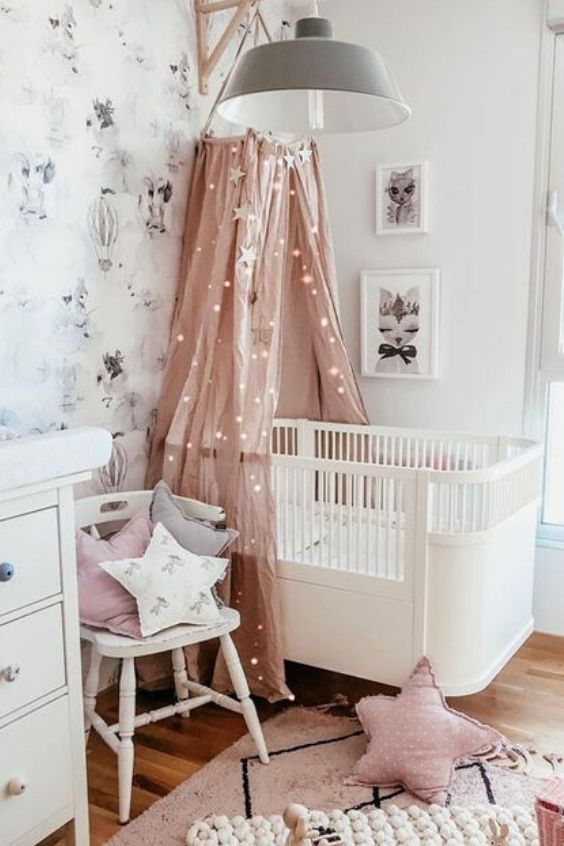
[
  {"xmin": 386, "ymin": 168, "xmax": 418, "ymax": 226},
  {"xmin": 376, "ymin": 287, "xmax": 420, "ymax": 375},
  {"xmin": 44, "ymin": 91, "xmax": 68, "ymax": 147},
  {"xmin": 126, "ymin": 278, "xmax": 163, "ymax": 311},
  {"xmin": 138, "ymin": 177, "xmax": 173, "ymax": 234},
  {"xmin": 97, "ymin": 432, "xmax": 128, "ymax": 493},
  {"xmin": 88, "ymin": 191, "xmax": 119, "ymax": 271},
  {"xmin": 47, "ymin": 5, "xmax": 78, "ymax": 73},
  {"xmin": 168, "ymin": 52, "xmax": 192, "ymax": 111},
  {"xmin": 91, "ymin": 98, "xmax": 115, "ymax": 130},
  {"xmin": 57, "ymin": 360, "xmax": 82, "ymax": 413},
  {"xmin": 13, "ymin": 154, "xmax": 56, "ymax": 220},
  {"xmin": 114, "ymin": 391, "xmax": 152, "ymax": 432},
  {"xmin": 53, "ymin": 279, "xmax": 93, "ymax": 353},
  {"xmin": 97, "ymin": 349, "xmax": 126, "ymax": 398},
  {"xmin": 165, "ymin": 128, "xmax": 185, "ymax": 173},
  {"xmin": 86, "ymin": 98, "xmax": 117, "ymax": 156}
]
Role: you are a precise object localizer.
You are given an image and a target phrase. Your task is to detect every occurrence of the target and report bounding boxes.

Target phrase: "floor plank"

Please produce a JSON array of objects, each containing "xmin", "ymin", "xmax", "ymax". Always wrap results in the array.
[{"xmin": 41, "ymin": 632, "xmax": 564, "ymax": 845}]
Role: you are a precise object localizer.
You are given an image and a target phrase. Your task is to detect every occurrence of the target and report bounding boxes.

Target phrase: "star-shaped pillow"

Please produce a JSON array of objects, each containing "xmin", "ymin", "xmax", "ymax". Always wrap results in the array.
[
  {"xmin": 349, "ymin": 657, "xmax": 505, "ymax": 804},
  {"xmin": 100, "ymin": 522, "xmax": 228, "ymax": 637}
]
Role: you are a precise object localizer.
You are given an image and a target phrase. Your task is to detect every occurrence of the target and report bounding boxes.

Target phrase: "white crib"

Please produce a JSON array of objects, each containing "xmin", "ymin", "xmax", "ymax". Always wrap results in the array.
[{"xmin": 271, "ymin": 419, "xmax": 543, "ymax": 695}]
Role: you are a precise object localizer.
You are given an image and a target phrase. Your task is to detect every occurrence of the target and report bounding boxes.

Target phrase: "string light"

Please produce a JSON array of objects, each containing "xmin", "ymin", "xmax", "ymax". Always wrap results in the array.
[
  {"xmin": 215, "ymin": 431, "xmax": 223, "ymax": 439},
  {"xmin": 183, "ymin": 395, "xmax": 190, "ymax": 402},
  {"xmin": 337, "ymin": 386, "xmax": 345, "ymax": 394},
  {"xmin": 241, "ymin": 433, "xmax": 247, "ymax": 440},
  {"xmin": 213, "ymin": 304, "xmax": 220, "ymax": 312},
  {"xmin": 224, "ymin": 280, "xmax": 231, "ymax": 287},
  {"xmin": 209, "ymin": 183, "xmax": 215, "ymax": 190},
  {"xmin": 312, "ymin": 288, "xmax": 318, "ymax": 295},
  {"xmin": 292, "ymin": 248, "xmax": 301, "ymax": 258},
  {"xmin": 236, "ymin": 415, "xmax": 243, "ymax": 423},
  {"xmin": 301, "ymin": 274, "xmax": 313, "ymax": 284},
  {"xmin": 196, "ymin": 246, "xmax": 202, "ymax": 252},
  {"xmin": 329, "ymin": 366, "xmax": 339, "ymax": 376},
  {"xmin": 321, "ymin": 317, "xmax": 329, "ymax": 327},
  {"xmin": 177, "ymin": 334, "xmax": 184, "ymax": 342},
  {"xmin": 261, "ymin": 350, "xmax": 268, "ymax": 359},
  {"xmin": 250, "ymin": 657, "xmax": 258, "ymax": 665},
  {"xmin": 168, "ymin": 455, "xmax": 174, "ymax": 461},
  {"xmin": 253, "ymin": 484, "xmax": 262, "ymax": 492},
  {"xmin": 257, "ymin": 624, "xmax": 263, "ymax": 630},
  {"xmin": 329, "ymin": 336, "xmax": 336, "ymax": 344},
  {"xmin": 187, "ymin": 442, "xmax": 193, "ymax": 449}
]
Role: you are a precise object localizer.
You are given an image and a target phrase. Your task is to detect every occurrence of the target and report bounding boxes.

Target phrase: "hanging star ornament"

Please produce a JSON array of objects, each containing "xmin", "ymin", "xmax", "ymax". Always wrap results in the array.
[
  {"xmin": 229, "ymin": 166, "xmax": 246, "ymax": 185},
  {"xmin": 283, "ymin": 152, "xmax": 296, "ymax": 168},
  {"xmin": 298, "ymin": 145, "xmax": 312, "ymax": 164},
  {"xmin": 238, "ymin": 243, "xmax": 257, "ymax": 267},
  {"xmin": 232, "ymin": 202, "xmax": 252, "ymax": 222}
]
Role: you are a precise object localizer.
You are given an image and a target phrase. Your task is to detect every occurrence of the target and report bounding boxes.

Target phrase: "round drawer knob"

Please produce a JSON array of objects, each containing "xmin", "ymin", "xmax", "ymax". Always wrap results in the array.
[
  {"xmin": 7, "ymin": 777, "xmax": 26, "ymax": 797},
  {"xmin": 1, "ymin": 664, "xmax": 20, "ymax": 683},
  {"xmin": 0, "ymin": 562, "xmax": 15, "ymax": 582}
]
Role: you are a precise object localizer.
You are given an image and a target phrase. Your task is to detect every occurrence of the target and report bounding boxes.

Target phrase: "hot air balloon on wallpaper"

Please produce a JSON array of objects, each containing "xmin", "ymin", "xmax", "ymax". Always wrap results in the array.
[{"xmin": 88, "ymin": 190, "xmax": 119, "ymax": 272}]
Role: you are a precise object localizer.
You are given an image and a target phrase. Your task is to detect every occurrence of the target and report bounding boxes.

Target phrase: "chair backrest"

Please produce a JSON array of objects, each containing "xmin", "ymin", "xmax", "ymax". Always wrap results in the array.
[{"xmin": 75, "ymin": 490, "xmax": 226, "ymax": 531}]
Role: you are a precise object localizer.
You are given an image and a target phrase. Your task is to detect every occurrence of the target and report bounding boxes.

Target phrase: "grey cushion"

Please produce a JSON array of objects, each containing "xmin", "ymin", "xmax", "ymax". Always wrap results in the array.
[{"xmin": 150, "ymin": 480, "xmax": 238, "ymax": 557}]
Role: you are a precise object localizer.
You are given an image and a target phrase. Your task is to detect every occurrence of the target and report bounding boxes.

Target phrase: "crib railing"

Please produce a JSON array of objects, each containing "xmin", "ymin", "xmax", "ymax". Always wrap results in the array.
[
  {"xmin": 272, "ymin": 419, "xmax": 543, "ymax": 541},
  {"xmin": 271, "ymin": 456, "xmax": 422, "ymax": 581}
]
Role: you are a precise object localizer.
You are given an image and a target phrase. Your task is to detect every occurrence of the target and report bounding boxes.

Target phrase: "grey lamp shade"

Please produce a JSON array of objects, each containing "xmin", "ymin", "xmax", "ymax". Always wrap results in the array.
[{"xmin": 217, "ymin": 17, "xmax": 410, "ymax": 134}]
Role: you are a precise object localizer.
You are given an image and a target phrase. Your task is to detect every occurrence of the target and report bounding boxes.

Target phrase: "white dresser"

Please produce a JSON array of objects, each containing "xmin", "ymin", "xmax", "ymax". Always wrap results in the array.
[{"xmin": 0, "ymin": 428, "xmax": 111, "ymax": 846}]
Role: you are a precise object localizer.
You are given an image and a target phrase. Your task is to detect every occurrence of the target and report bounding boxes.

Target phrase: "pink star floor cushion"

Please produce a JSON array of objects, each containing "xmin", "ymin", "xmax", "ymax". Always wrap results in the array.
[
  {"xmin": 350, "ymin": 657, "xmax": 505, "ymax": 805},
  {"xmin": 76, "ymin": 507, "xmax": 153, "ymax": 638}
]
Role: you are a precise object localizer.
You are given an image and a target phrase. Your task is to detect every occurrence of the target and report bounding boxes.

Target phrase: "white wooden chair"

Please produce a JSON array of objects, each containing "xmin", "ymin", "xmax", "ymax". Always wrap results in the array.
[{"xmin": 75, "ymin": 491, "xmax": 269, "ymax": 825}]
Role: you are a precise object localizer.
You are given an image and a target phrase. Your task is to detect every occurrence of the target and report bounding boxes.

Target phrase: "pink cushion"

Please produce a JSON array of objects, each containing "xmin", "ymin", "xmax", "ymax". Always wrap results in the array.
[
  {"xmin": 76, "ymin": 508, "xmax": 153, "ymax": 638},
  {"xmin": 349, "ymin": 657, "xmax": 505, "ymax": 804}
]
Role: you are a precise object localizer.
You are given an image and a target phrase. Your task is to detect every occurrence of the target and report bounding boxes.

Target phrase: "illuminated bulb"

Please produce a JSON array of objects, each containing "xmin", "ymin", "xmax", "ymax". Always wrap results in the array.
[
  {"xmin": 261, "ymin": 430, "xmax": 267, "ymax": 437},
  {"xmin": 177, "ymin": 334, "xmax": 184, "ymax": 342},
  {"xmin": 329, "ymin": 336, "xmax": 336, "ymax": 344},
  {"xmin": 224, "ymin": 280, "xmax": 231, "ymax": 287},
  {"xmin": 311, "ymin": 226, "xmax": 318, "ymax": 234},
  {"xmin": 168, "ymin": 455, "xmax": 174, "ymax": 462},
  {"xmin": 235, "ymin": 415, "xmax": 243, "ymax": 423},
  {"xmin": 269, "ymin": 320, "xmax": 275, "ymax": 327},
  {"xmin": 279, "ymin": 239, "xmax": 285, "ymax": 246},
  {"xmin": 196, "ymin": 246, "xmax": 202, "ymax": 252},
  {"xmin": 231, "ymin": 146, "xmax": 238, "ymax": 153},
  {"xmin": 192, "ymin": 359, "xmax": 198, "ymax": 366},
  {"xmin": 274, "ymin": 251, "xmax": 279, "ymax": 257},
  {"xmin": 223, "ymin": 435, "xmax": 227, "ymax": 441},
  {"xmin": 258, "ymin": 675, "xmax": 263, "ymax": 681},
  {"xmin": 250, "ymin": 538, "xmax": 256, "ymax": 544},
  {"xmin": 250, "ymin": 657, "xmax": 258, "ymax": 666},
  {"xmin": 213, "ymin": 304, "xmax": 220, "ymax": 312},
  {"xmin": 183, "ymin": 395, "xmax": 190, "ymax": 402},
  {"xmin": 261, "ymin": 350, "xmax": 268, "ymax": 359},
  {"xmin": 254, "ymin": 396, "xmax": 260, "ymax": 404},
  {"xmin": 207, "ymin": 283, "xmax": 212, "ymax": 289},
  {"xmin": 239, "ymin": 383, "xmax": 245, "ymax": 390},
  {"xmin": 302, "ymin": 274, "xmax": 313, "ymax": 284},
  {"xmin": 253, "ymin": 484, "xmax": 261, "ymax": 492},
  {"xmin": 290, "ymin": 189, "xmax": 296, "ymax": 196},
  {"xmin": 302, "ymin": 264, "xmax": 307, "ymax": 271},
  {"xmin": 187, "ymin": 442, "xmax": 193, "ymax": 449},
  {"xmin": 273, "ymin": 181, "xmax": 281, "ymax": 191},
  {"xmin": 292, "ymin": 249, "xmax": 301, "ymax": 258},
  {"xmin": 312, "ymin": 288, "xmax": 318, "ymax": 295},
  {"xmin": 250, "ymin": 474, "xmax": 255, "ymax": 480},
  {"xmin": 251, "ymin": 352, "xmax": 258, "ymax": 360},
  {"xmin": 241, "ymin": 433, "xmax": 247, "ymax": 440},
  {"xmin": 209, "ymin": 183, "xmax": 215, "ymax": 190},
  {"xmin": 329, "ymin": 366, "xmax": 339, "ymax": 376},
  {"xmin": 288, "ymin": 693, "xmax": 296, "ymax": 702},
  {"xmin": 211, "ymin": 239, "xmax": 216, "ymax": 245},
  {"xmin": 337, "ymin": 386, "xmax": 345, "ymax": 394},
  {"xmin": 268, "ymin": 388, "xmax": 275, "ymax": 395},
  {"xmin": 215, "ymin": 431, "xmax": 222, "ymax": 439}
]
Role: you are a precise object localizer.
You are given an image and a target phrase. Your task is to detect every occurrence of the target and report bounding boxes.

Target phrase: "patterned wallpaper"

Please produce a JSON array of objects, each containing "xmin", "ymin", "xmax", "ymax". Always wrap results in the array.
[{"xmin": 0, "ymin": 0, "xmax": 287, "ymax": 490}]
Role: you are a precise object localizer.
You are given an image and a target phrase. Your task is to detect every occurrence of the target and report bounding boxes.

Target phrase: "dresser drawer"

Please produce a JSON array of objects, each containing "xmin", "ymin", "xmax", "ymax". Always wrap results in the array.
[
  {"xmin": 0, "ymin": 508, "xmax": 61, "ymax": 617},
  {"xmin": 0, "ymin": 696, "xmax": 74, "ymax": 844},
  {"xmin": 0, "ymin": 604, "xmax": 66, "ymax": 719}
]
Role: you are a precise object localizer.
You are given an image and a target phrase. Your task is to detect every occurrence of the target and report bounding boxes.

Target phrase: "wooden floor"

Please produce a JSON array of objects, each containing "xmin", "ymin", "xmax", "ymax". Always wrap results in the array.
[{"xmin": 46, "ymin": 632, "xmax": 564, "ymax": 846}]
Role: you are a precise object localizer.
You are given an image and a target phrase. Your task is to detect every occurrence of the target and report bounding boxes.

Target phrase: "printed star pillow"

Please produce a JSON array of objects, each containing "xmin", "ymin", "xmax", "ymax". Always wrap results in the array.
[
  {"xmin": 349, "ymin": 657, "xmax": 505, "ymax": 804},
  {"xmin": 100, "ymin": 522, "xmax": 228, "ymax": 637}
]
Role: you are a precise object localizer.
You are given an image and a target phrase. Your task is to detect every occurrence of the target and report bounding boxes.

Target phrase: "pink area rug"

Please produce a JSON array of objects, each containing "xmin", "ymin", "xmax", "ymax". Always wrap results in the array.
[{"xmin": 105, "ymin": 708, "xmax": 545, "ymax": 846}]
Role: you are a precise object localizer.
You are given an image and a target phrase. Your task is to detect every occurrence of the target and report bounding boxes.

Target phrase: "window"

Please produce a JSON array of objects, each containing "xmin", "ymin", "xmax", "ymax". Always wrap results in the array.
[{"xmin": 532, "ymin": 32, "xmax": 564, "ymax": 544}]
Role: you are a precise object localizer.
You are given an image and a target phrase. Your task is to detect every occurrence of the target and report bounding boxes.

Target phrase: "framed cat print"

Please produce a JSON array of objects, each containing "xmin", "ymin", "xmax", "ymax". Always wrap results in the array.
[
  {"xmin": 375, "ymin": 161, "xmax": 428, "ymax": 235},
  {"xmin": 361, "ymin": 268, "xmax": 440, "ymax": 379}
]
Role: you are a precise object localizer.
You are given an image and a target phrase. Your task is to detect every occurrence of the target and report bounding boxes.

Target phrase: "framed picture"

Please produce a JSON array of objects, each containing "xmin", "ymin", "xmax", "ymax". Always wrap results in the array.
[
  {"xmin": 361, "ymin": 268, "xmax": 440, "ymax": 379},
  {"xmin": 375, "ymin": 161, "xmax": 428, "ymax": 235}
]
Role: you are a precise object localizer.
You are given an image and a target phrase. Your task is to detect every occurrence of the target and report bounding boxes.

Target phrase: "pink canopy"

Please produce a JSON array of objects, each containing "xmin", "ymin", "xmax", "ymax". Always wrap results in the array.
[{"xmin": 147, "ymin": 130, "xmax": 367, "ymax": 701}]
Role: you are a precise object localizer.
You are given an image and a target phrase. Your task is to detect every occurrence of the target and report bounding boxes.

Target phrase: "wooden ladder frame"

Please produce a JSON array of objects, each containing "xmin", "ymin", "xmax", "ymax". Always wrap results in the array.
[{"xmin": 195, "ymin": 0, "xmax": 271, "ymax": 94}]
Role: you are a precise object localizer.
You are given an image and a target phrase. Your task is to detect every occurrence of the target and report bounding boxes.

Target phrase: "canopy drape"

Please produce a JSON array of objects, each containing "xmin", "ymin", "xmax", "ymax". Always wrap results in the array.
[{"xmin": 147, "ymin": 130, "xmax": 367, "ymax": 701}]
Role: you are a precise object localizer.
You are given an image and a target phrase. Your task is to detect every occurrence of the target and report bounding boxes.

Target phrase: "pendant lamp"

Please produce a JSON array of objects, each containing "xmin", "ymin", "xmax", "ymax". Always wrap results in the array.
[{"xmin": 217, "ymin": 15, "xmax": 410, "ymax": 134}]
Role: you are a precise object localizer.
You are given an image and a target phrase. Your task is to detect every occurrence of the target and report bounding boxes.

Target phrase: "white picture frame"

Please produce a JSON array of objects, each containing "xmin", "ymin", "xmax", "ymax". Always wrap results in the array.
[
  {"xmin": 375, "ymin": 161, "xmax": 428, "ymax": 235},
  {"xmin": 361, "ymin": 268, "xmax": 440, "ymax": 380}
]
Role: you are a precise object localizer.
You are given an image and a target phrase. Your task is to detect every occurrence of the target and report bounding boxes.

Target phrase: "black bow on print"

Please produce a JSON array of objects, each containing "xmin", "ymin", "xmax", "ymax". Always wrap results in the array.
[{"xmin": 378, "ymin": 343, "xmax": 417, "ymax": 366}]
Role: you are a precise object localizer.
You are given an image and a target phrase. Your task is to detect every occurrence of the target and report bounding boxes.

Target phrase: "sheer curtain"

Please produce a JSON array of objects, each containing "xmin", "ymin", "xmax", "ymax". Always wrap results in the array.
[{"xmin": 148, "ymin": 131, "xmax": 367, "ymax": 701}]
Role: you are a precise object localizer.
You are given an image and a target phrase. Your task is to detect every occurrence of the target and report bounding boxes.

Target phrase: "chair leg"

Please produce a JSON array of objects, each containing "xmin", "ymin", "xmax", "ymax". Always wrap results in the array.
[
  {"xmin": 220, "ymin": 634, "xmax": 269, "ymax": 764},
  {"xmin": 118, "ymin": 657, "xmax": 136, "ymax": 824},
  {"xmin": 83, "ymin": 643, "xmax": 102, "ymax": 746},
  {"xmin": 172, "ymin": 647, "xmax": 190, "ymax": 719}
]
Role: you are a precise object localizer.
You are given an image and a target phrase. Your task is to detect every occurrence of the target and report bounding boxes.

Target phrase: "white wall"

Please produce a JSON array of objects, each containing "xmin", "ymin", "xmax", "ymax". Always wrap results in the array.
[{"xmin": 317, "ymin": 0, "xmax": 542, "ymax": 435}]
